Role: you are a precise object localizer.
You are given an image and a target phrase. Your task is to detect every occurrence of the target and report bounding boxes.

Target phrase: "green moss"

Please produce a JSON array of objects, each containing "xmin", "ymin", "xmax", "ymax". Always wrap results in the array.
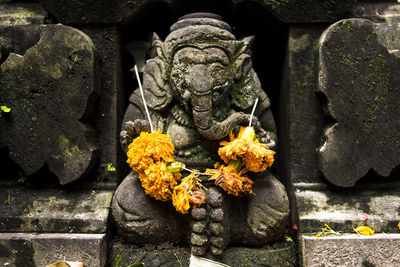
[
  {"xmin": 58, "ymin": 135, "xmax": 82, "ymax": 159},
  {"xmin": 368, "ymin": 53, "xmax": 390, "ymax": 88},
  {"xmin": 339, "ymin": 20, "xmax": 353, "ymax": 32},
  {"xmin": 262, "ymin": 0, "xmax": 289, "ymax": 12},
  {"xmin": 363, "ymin": 52, "xmax": 390, "ymax": 130},
  {"xmin": 114, "ymin": 254, "xmax": 122, "ymax": 267}
]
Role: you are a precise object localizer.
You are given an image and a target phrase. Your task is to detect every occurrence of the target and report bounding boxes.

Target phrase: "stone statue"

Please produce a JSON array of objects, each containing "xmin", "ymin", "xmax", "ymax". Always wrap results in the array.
[{"xmin": 112, "ymin": 13, "xmax": 289, "ymax": 258}]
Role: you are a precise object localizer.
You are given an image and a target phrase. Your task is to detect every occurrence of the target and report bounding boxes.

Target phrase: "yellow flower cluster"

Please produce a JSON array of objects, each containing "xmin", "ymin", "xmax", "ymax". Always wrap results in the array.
[
  {"xmin": 127, "ymin": 130, "xmax": 175, "ymax": 173},
  {"xmin": 208, "ymin": 126, "xmax": 275, "ymax": 196},
  {"xmin": 172, "ymin": 172, "xmax": 206, "ymax": 214},
  {"xmin": 127, "ymin": 130, "xmax": 179, "ymax": 201},
  {"xmin": 219, "ymin": 127, "xmax": 275, "ymax": 173},
  {"xmin": 206, "ymin": 164, "xmax": 253, "ymax": 196},
  {"xmin": 126, "ymin": 125, "xmax": 275, "ymax": 210},
  {"xmin": 126, "ymin": 129, "xmax": 205, "ymax": 213},
  {"xmin": 139, "ymin": 161, "xmax": 181, "ymax": 201}
]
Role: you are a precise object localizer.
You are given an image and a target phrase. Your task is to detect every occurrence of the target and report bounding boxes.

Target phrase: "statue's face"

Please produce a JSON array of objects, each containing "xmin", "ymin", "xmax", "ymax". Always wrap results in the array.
[{"xmin": 169, "ymin": 46, "xmax": 232, "ymax": 104}]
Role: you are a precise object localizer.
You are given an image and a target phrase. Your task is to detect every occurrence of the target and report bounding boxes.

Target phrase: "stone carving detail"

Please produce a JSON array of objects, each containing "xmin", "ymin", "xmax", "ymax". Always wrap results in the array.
[
  {"xmin": 112, "ymin": 13, "xmax": 289, "ymax": 257},
  {"xmin": 318, "ymin": 19, "xmax": 400, "ymax": 187},
  {"xmin": 0, "ymin": 25, "xmax": 99, "ymax": 184}
]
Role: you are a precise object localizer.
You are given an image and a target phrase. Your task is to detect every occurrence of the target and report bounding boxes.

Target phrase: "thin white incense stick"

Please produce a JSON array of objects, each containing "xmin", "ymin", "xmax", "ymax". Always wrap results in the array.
[
  {"xmin": 133, "ymin": 65, "xmax": 154, "ymax": 133},
  {"xmin": 248, "ymin": 97, "xmax": 259, "ymax": 127}
]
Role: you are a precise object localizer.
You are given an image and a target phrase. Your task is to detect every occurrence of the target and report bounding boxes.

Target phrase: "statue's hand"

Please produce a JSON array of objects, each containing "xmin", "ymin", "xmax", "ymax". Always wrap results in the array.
[
  {"xmin": 120, "ymin": 119, "xmax": 151, "ymax": 152},
  {"xmin": 253, "ymin": 121, "xmax": 277, "ymax": 150}
]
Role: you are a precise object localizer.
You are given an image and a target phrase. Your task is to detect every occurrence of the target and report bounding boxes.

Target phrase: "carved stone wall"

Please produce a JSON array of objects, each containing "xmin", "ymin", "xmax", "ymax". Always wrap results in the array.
[{"xmin": 0, "ymin": 1, "xmax": 399, "ymax": 266}]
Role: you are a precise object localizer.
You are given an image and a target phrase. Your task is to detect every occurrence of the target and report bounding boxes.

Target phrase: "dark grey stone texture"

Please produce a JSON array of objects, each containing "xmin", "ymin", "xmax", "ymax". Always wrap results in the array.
[
  {"xmin": 39, "ymin": 0, "xmax": 149, "ymax": 25},
  {"xmin": 110, "ymin": 241, "xmax": 190, "ymax": 267},
  {"xmin": 283, "ymin": 26, "xmax": 326, "ymax": 184},
  {"xmin": 191, "ymin": 207, "xmax": 207, "ymax": 220},
  {"xmin": 222, "ymin": 244, "xmax": 297, "ymax": 267},
  {"xmin": 39, "ymin": 0, "xmax": 356, "ymax": 25},
  {"xmin": 82, "ymin": 26, "xmax": 124, "ymax": 186},
  {"xmin": 0, "ymin": 24, "xmax": 99, "ymax": 185},
  {"xmin": 234, "ymin": 0, "xmax": 355, "ymax": 23},
  {"xmin": 111, "ymin": 172, "xmax": 189, "ymax": 244},
  {"xmin": 0, "ymin": 233, "xmax": 106, "ymax": 267},
  {"xmin": 318, "ymin": 18, "xmax": 400, "ymax": 187},
  {"xmin": 0, "ymin": 187, "xmax": 113, "ymax": 233}
]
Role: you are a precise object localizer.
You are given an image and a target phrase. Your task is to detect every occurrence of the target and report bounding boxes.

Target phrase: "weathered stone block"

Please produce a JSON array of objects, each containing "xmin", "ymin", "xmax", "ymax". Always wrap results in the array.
[
  {"xmin": 81, "ymin": 26, "xmax": 124, "ymax": 186},
  {"xmin": 0, "ymin": 187, "xmax": 113, "ymax": 233},
  {"xmin": 318, "ymin": 18, "xmax": 400, "ymax": 187},
  {"xmin": 0, "ymin": 3, "xmax": 47, "ymax": 26},
  {"xmin": 295, "ymin": 186, "xmax": 400, "ymax": 233},
  {"xmin": 283, "ymin": 26, "xmax": 325, "ymax": 184},
  {"xmin": 0, "ymin": 24, "xmax": 99, "ymax": 185},
  {"xmin": 110, "ymin": 240, "xmax": 190, "ymax": 267},
  {"xmin": 233, "ymin": 0, "xmax": 355, "ymax": 23},
  {"xmin": 0, "ymin": 233, "xmax": 106, "ymax": 267},
  {"xmin": 351, "ymin": 2, "xmax": 400, "ymax": 23},
  {"xmin": 222, "ymin": 244, "xmax": 297, "ymax": 267},
  {"xmin": 300, "ymin": 234, "xmax": 400, "ymax": 267}
]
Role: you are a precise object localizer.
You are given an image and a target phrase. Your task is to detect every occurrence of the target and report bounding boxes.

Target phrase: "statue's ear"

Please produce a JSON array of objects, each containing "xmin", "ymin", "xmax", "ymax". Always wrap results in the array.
[
  {"xmin": 150, "ymin": 33, "xmax": 167, "ymax": 61},
  {"xmin": 141, "ymin": 33, "xmax": 172, "ymax": 111},
  {"xmin": 142, "ymin": 57, "xmax": 173, "ymax": 111},
  {"xmin": 234, "ymin": 36, "xmax": 254, "ymax": 57},
  {"xmin": 231, "ymin": 37, "xmax": 259, "ymax": 110}
]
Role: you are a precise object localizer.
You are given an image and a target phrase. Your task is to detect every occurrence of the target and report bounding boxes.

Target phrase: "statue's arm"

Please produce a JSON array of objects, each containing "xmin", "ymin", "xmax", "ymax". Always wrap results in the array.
[{"xmin": 120, "ymin": 90, "xmax": 149, "ymax": 152}]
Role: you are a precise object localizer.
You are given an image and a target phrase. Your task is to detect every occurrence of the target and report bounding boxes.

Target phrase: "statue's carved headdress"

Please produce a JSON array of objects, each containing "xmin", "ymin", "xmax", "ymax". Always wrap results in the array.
[
  {"xmin": 153, "ymin": 13, "xmax": 253, "ymax": 65},
  {"xmin": 144, "ymin": 13, "xmax": 257, "ymax": 111}
]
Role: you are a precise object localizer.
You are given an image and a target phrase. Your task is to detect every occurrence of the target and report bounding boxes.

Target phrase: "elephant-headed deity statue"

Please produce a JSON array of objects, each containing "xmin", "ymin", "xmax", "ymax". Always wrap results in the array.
[{"xmin": 112, "ymin": 12, "xmax": 289, "ymax": 258}]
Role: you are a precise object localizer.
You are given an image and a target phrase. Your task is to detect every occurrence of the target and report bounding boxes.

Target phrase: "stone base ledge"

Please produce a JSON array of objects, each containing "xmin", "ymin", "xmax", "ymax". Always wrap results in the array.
[
  {"xmin": 295, "ymin": 188, "xmax": 400, "ymax": 233},
  {"xmin": 0, "ymin": 187, "xmax": 113, "ymax": 233},
  {"xmin": 300, "ymin": 234, "xmax": 400, "ymax": 267},
  {"xmin": 0, "ymin": 233, "xmax": 106, "ymax": 267}
]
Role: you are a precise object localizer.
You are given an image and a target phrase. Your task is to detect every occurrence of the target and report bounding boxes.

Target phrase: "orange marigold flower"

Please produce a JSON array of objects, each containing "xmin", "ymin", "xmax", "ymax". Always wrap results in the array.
[
  {"xmin": 218, "ymin": 127, "xmax": 275, "ymax": 173},
  {"xmin": 126, "ymin": 129, "xmax": 175, "ymax": 173},
  {"xmin": 172, "ymin": 172, "xmax": 206, "ymax": 214},
  {"xmin": 172, "ymin": 187, "xmax": 191, "ymax": 214},
  {"xmin": 206, "ymin": 164, "xmax": 253, "ymax": 196},
  {"xmin": 138, "ymin": 161, "xmax": 180, "ymax": 201}
]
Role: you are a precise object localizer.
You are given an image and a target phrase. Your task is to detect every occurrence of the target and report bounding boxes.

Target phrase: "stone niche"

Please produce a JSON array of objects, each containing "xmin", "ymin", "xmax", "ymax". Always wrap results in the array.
[{"xmin": 0, "ymin": 0, "xmax": 399, "ymax": 267}]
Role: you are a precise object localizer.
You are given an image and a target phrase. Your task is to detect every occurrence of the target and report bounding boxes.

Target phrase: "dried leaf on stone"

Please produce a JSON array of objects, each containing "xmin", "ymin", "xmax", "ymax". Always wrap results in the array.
[
  {"xmin": 354, "ymin": 226, "xmax": 375, "ymax": 236},
  {"xmin": 314, "ymin": 223, "xmax": 341, "ymax": 237},
  {"xmin": 0, "ymin": 105, "xmax": 11, "ymax": 113}
]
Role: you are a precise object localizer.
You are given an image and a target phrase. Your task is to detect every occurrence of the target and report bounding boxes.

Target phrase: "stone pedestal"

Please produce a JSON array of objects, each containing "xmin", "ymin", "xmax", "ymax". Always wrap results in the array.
[
  {"xmin": 295, "ymin": 184, "xmax": 400, "ymax": 233},
  {"xmin": 0, "ymin": 187, "xmax": 113, "ymax": 233},
  {"xmin": 222, "ymin": 245, "xmax": 297, "ymax": 267},
  {"xmin": 110, "ymin": 240, "xmax": 297, "ymax": 267},
  {"xmin": 0, "ymin": 187, "xmax": 112, "ymax": 266},
  {"xmin": 0, "ymin": 233, "xmax": 106, "ymax": 267},
  {"xmin": 300, "ymin": 234, "xmax": 400, "ymax": 267}
]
